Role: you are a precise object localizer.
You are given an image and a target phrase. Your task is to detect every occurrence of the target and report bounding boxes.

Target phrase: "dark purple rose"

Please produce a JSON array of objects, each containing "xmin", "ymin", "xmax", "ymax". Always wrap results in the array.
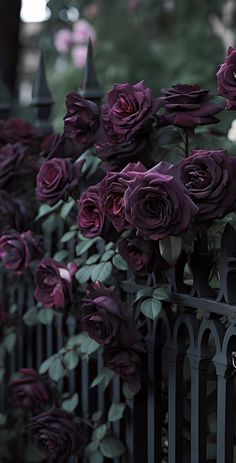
[
  {"xmin": 77, "ymin": 184, "xmax": 104, "ymax": 238},
  {"xmin": 118, "ymin": 236, "xmax": 169, "ymax": 275},
  {"xmin": 0, "ymin": 230, "xmax": 43, "ymax": 274},
  {"xmin": 102, "ymin": 81, "xmax": 159, "ymax": 140},
  {"xmin": 123, "ymin": 161, "xmax": 198, "ymax": 240},
  {"xmin": 104, "ymin": 348, "xmax": 142, "ymax": 394},
  {"xmin": 0, "ymin": 143, "xmax": 28, "ymax": 188},
  {"xmin": 157, "ymin": 84, "xmax": 222, "ymax": 128},
  {"xmin": 36, "ymin": 157, "xmax": 84, "ymax": 206},
  {"xmin": 64, "ymin": 92, "xmax": 99, "ymax": 151},
  {"xmin": 0, "ymin": 190, "xmax": 28, "ymax": 233},
  {"xmin": 95, "ymin": 135, "xmax": 150, "ymax": 172},
  {"xmin": 217, "ymin": 47, "xmax": 236, "ymax": 109},
  {"xmin": 29, "ymin": 408, "xmax": 91, "ymax": 462},
  {"xmin": 34, "ymin": 258, "xmax": 75, "ymax": 312},
  {"xmin": 177, "ymin": 149, "xmax": 236, "ymax": 221},
  {"xmin": 0, "ymin": 118, "xmax": 40, "ymax": 145},
  {"xmin": 9, "ymin": 368, "xmax": 50, "ymax": 411},
  {"xmin": 40, "ymin": 133, "xmax": 81, "ymax": 161},
  {"xmin": 100, "ymin": 162, "xmax": 147, "ymax": 232},
  {"xmin": 82, "ymin": 281, "xmax": 138, "ymax": 347}
]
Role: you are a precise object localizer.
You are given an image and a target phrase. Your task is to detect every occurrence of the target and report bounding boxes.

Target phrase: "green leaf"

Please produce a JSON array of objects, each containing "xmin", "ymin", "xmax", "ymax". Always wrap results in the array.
[
  {"xmin": 85, "ymin": 440, "xmax": 99, "ymax": 456},
  {"xmin": 134, "ymin": 287, "xmax": 153, "ymax": 303},
  {"xmin": 140, "ymin": 298, "xmax": 162, "ymax": 320},
  {"xmin": 153, "ymin": 287, "xmax": 170, "ymax": 301},
  {"xmin": 61, "ymin": 199, "xmax": 75, "ymax": 219},
  {"xmin": 39, "ymin": 355, "xmax": 56, "ymax": 375},
  {"xmin": 90, "ymin": 368, "xmax": 115, "ymax": 389},
  {"xmin": 35, "ymin": 202, "xmax": 62, "ymax": 221},
  {"xmin": 91, "ymin": 262, "xmax": 112, "ymax": 282},
  {"xmin": 0, "ymin": 413, "xmax": 6, "ymax": 426},
  {"xmin": 112, "ymin": 254, "xmax": 128, "ymax": 270},
  {"xmin": 89, "ymin": 450, "xmax": 104, "ymax": 463},
  {"xmin": 91, "ymin": 411, "xmax": 103, "ymax": 422},
  {"xmin": 86, "ymin": 254, "xmax": 100, "ymax": 265},
  {"xmin": 100, "ymin": 437, "xmax": 125, "ymax": 458},
  {"xmin": 61, "ymin": 393, "xmax": 79, "ymax": 413},
  {"xmin": 64, "ymin": 350, "xmax": 79, "ymax": 370},
  {"xmin": 53, "ymin": 250, "xmax": 69, "ymax": 262},
  {"xmin": 76, "ymin": 238, "xmax": 98, "ymax": 256},
  {"xmin": 92, "ymin": 424, "xmax": 107, "ymax": 441},
  {"xmin": 42, "ymin": 213, "xmax": 57, "ymax": 234},
  {"xmin": 49, "ymin": 357, "xmax": 65, "ymax": 381},
  {"xmin": 108, "ymin": 402, "xmax": 126, "ymax": 422},
  {"xmin": 23, "ymin": 306, "xmax": 38, "ymax": 326},
  {"xmin": 37, "ymin": 309, "xmax": 54, "ymax": 325},
  {"xmin": 159, "ymin": 235, "xmax": 182, "ymax": 266},
  {"xmin": 23, "ymin": 443, "xmax": 45, "ymax": 462},
  {"xmin": 61, "ymin": 230, "xmax": 76, "ymax": 243},
  {"xmin": 122, "ymin": 382, "xmax": 135, "ymax": 400},
  {"xmin": 3, "ymin": 332, "xmax": 16, "ymax": 353},
  {"xmin": 101, "ymin": 250, "xmax": 115, "ymax": 262},
  {"xmin": 75, "ymin": 265, "xmax": 95, "ymax": 284}
]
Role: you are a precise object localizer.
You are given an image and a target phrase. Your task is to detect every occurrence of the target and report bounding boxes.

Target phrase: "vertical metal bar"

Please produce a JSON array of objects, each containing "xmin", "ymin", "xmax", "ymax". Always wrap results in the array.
[
  {"xmin": 113, "ymin": 374, "xmax": 121, "ymax": 463},
  {"xmin": 81, "ymin": 359, "xmax": 89, "ymax": 417},
  {"xmin": 215, "ymin": 366, "xmax": 234, "ymax": 463},
  {"xmin": 168, "ymin": 350, "xmax": 184, "ymax": 463}
]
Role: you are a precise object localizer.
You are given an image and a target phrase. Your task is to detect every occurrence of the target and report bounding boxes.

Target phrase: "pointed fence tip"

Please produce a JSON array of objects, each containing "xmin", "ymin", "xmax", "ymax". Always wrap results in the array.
[
  {"xmin": 80, "ymin": 38, "xmax": 103, "ymax": 104},
  {"xmin": 32, "ymin": 50, "xmax": 54, "ymax": 106}
]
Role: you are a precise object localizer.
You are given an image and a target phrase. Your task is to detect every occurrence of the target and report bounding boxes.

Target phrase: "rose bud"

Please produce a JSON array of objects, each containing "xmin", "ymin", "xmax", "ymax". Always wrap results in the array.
[
  {"xmin": 177, "ymin": 149, "xmax": 236, "ymax": 222},
  {"xmin": 217, "ymin": 47, "xmax": 236, "ymax": 109},
  {"xmin": 29, "ymin": 408, "xmax": 91, "ymax": 462},
  {"xmin": 82, "ymin": 281, "xmax": 139, "ymax": 347},
  {"xmin": 36, "ymin": 157, "xmax": 84, "ymax": 206},
  {"xmin": 101, "ymin": 81, "xmax": 159, "ymax": 140},
  {"xmin": 123, "ymin": 161, "xmax": 198, "ymax": 240},
  {"xmin": 77, "ymin": 184, "xmax": 105, "ymax": 238},
  {"xmin": 104, "ymin": 347, "xmax": 142, "ymax": 394},
  {"xmin": 0, "ymin": 230, "xmax": 43, "ymax": 274},
  {"xmin": 9, "ymin": 369, "xmax": 51, "ymax": 411},
  {"xmin": 34, "ymin": 258, "xmax": 75, "ymax": 312},
  {"xmin": 64, "ymin": 92, "xmax": 99, "ymax": 153},
  {"xmin": 157, "ymin": 83, "xmax": 222, "ymax": 128}
]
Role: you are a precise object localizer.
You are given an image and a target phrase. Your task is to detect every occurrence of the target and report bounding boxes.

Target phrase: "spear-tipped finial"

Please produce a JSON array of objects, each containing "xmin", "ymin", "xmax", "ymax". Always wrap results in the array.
[
  {"xmin": 80, "ymin": 38, "xmax": 103, "ymax": 106},
  {"xmin": 32, "ymin": 51, "xmax": 54, "ymax": 135}
]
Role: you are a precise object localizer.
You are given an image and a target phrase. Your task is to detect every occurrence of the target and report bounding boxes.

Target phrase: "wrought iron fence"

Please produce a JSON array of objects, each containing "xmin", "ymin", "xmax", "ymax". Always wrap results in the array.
[{"xmin": 1, "ymin": 41, "xmax": 236, "ymax": 463}]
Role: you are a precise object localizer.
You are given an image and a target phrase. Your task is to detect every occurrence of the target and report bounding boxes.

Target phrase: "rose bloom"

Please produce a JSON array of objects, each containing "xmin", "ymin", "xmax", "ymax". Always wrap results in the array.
[
  {"xmin": 34, "ymin": 258, "xmax": 75, "ymax": 312},
  {"xmin": 0, "ymin": 190, "xmax": 28, "ymax": 233},
  {"xmin": 77, "ymin": 184, "xmax": 104, "ymax": 238},
  {"xmin": 0, "ymin": 230, "xmax": 43, "ymax": 274},
  {"xmin": 217, "ymin": 47, "xmax": 236, "ymax": 109},
  {"xmin": 64, "ymin": 93, "xmax": 99, "ymax": 151},
  {"xmin": 177, "ymin": 149, "xmax": 236, "ymax": 222},
  {"xmin": 157, "ymin": 83, "xmax": 222, "ymax": 128},
  {"xmin": 0, "ymin": 117, "xmax": 40, "ymax": 145},
  {"xmin": 123, "ymin": 161, "xmax": 198, "ymax": 240},
  {"xmin": 104, "ymin": 348, "xmax": 142, "ymax": 394},
  {"xmin": 102, "ymin": 81, "xmax": 159, "ymax": 140},
  {"xmin": 100, "ymin": 162, "xmax": 147, "ymax": 232},
  {"xmin": 29, "ymin": 408, "xmax": 91, "ymax": 463},
  {"xmin": 118, "ymin": 236, "xmax": 169, "ymax": 276},
  {"xmin": 82, "ymin": 281, "xmax": 138, "ymax": 347},
  {"xmin": 36, "ymin": 157, "xmax": 84, "ymax": 206},
  {"xmin": 0, "ymin": 143, "xmax": 28, "ymax": 188},
  {"xmin": 9, "ymin": 369, "xmax": 50, "ymax": 411}
]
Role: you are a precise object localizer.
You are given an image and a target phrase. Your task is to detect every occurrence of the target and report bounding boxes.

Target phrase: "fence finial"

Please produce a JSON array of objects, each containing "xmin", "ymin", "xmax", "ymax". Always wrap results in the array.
[
  {"xmin": 31, "ymin": 51, "xmax": 54, "ymax": 135},
  {"xmin": 0, "ymin": 74, "xmax": 11, "ymax": 120},
  {"xmin": 79, "ymin": 38, "xmax": 103, "ymax": 105}
]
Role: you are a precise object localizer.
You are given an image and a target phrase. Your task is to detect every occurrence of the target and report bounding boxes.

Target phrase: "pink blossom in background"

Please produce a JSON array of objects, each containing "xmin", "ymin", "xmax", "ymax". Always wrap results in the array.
[
  {"xmin": 83, "ymin": 2, "xmax": 100, "ymax": 18},
  {"xmin": 54, "ymin": 29, "xmax": 72, "ymax": 53},
  {"xmin": 71, "ymin": 45, "xmax": 88, "ymax": 68},
  {"xmin": 72, "ymin": 19, "xmax": 96, "ymax": 44}
]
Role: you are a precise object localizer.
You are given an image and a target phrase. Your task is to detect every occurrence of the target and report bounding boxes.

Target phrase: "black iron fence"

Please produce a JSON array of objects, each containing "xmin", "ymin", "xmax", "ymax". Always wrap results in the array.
[{"xmin": 1, "ymin": 43, "xmax": 236, "ymax": 463}]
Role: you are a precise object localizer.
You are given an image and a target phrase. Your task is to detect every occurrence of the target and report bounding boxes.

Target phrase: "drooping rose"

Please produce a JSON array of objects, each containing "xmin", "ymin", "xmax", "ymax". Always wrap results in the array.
[
  {"xmin": 0, "ymin": 143, "xmax": 28, "ymax": 188},
  {"xmin": 104, "ymin": 348, "xmax": 142, "ymax": 394},
  {"xmin": 157, "ymin": 84, "xmax": 222, "ymax": 128},
  {"xmin": 0, "ymin": 190, "xmax": 28, "ymax": 233},
  {"xmin": 64, "ymin": 93, "xmax": 99, "ymax": 152},
  {"xmin": 82, "ymin": 281, "xmax": 138, "ymax": 347},
  {"xmin": 118, "ymin": 236, "xmax": 169, "ymax": 275},
  {"xmin": 100, "ymin": 162, "xmax": 147, "ymax": 232},
  {"xmin": 177, "ymin": 149, "xmax": 236, "ymax": 221},
  {"xmin": 34, "ymin": 258, "xmax": 75, "ymax": 312},
  {"xmin": 123, "ymin": 161, "xmax": 198, "ymax": 240},
  {"xmin": 0, "ymin": 118, "xmax": 40, "ymax": 145},
  {"xmin": 217, "ymin": 47, "xmax": 236, "ymax": 109},
  {"xmin": 102, "ymin": 81, "xmax": 159, "ymax": 140},
  {"xmin": 9, "ymin": 369, "xmax": 51, "ymax": 411},
  {"xmin": 36, "ymin": 157, "xmax": 84, "ymax": 206},
  {"xmin": 0, "ymin": 230, "xmax": 43, "ymax": 274},
  {"xmin": 77, "ymin": 184, "xmax": 104, "ymax": 238},
  {"xmin": 29, "ymin": 408, "xmax": 91, "ymax": 462}
]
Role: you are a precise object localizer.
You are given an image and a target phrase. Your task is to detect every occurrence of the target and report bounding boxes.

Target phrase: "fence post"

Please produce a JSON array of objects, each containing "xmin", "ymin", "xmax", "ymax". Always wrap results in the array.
[
  {"xmin": 0, "ymin": 76, "xmax": 11, "ymax": 119},
  {"xmin": 79, "ymin": 38, "xmax": 103, "ymax": 106},
  {"xmin": 31, "ymin": 51, "xmax": 54, "ymax": 135}
]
